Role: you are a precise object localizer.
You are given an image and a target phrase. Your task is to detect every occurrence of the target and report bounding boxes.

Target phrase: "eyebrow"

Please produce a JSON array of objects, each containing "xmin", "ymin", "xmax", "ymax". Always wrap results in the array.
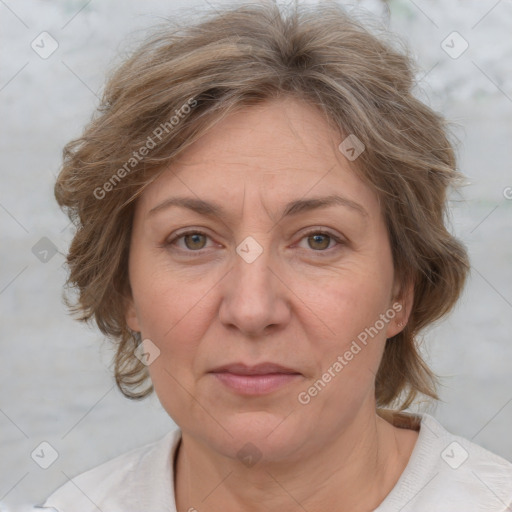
[{"xmin": 148, "ymin": 194, "xmax": 368, "ymax": 220}]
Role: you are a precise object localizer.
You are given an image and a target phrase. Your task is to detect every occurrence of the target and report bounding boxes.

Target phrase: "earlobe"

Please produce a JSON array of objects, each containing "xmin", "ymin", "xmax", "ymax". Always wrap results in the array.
[
  {"xmin": 125, "ymin": 297, "xmax": 141, "ymax": 333},
  {"xmin": 386, "ymin": 279, "xmax": 414, "ymax": 339}
]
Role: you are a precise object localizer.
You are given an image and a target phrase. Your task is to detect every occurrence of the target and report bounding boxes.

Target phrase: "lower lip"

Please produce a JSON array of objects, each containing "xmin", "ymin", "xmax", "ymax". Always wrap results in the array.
[{"xmin": 211, "ymin": 372, "xmax": 301, "ymax": 395}]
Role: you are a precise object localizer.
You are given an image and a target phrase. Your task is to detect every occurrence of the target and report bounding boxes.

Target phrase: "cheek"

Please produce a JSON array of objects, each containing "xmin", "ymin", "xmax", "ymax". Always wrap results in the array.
[
  {"xmin": 132, "ymin": 274, "xmax": 211, "ymax": 423},
  {"xmin": 296, "ymin": 249, "xmax": 395, "ymax": 392},
  {"xmin": 134, "ymin": 282, "xmax": 207, "ymax": 364},
  {"xmin": 303, "ymin": 260, "xmax": 394, "ymax": 343},
  {"xmin": 130, "ymin": 243, "xmax": 209, "ymax": 337},
  {"xmin": 297, "ymin": 279, "xmax": 392, "ymax": 417},
  {"xmin": 128, "ymin": 261, "xmax": 198, "ymax": 392}
]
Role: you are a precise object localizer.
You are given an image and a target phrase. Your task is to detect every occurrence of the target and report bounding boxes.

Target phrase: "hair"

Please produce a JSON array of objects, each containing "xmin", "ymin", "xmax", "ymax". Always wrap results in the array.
[{"xmin": 55, "ymin": 0, "xmax": 469, "ymax": 409}]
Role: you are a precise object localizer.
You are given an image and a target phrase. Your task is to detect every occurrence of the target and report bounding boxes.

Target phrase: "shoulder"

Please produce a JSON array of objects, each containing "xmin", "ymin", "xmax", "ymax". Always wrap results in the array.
[
  {"xmin": 379, "ymin": 413, "xmax": 512, "ymax": 512},
  {"xmin": 422, "ymin": 414, "xmax": 512, "ymax": 497},
  {"xmin": 40, "ymin": 429, "xmax": 181, "ymax": 512}
]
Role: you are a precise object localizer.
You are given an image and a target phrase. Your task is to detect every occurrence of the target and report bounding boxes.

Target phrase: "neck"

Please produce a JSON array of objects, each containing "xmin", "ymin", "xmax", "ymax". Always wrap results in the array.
[{"xmin": 174, "ymin": 409, "xmax": 418, "ymax": 512}]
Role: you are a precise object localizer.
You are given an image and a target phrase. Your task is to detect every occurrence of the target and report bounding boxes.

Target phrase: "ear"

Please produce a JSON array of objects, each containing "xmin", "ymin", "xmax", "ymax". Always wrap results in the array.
[
  {"xmin": 124, "ymin": 294, "xmax": 141, "ymax": 333},
  {"xmin": 385, "ymin": 277, "xmax": 414, "ymax": 339}
]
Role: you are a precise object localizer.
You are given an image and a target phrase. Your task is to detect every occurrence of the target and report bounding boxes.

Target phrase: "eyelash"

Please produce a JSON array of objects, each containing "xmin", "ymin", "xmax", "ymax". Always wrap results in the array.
[{"xmin": 165, "ymin": 228, "xmax": 346, "ymax": 257}]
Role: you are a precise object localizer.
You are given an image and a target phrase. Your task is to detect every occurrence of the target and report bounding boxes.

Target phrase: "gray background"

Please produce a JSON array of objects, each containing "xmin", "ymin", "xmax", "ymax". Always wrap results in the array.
[{"xmin": 1, "ymin": 0, "xmax": 511, "ymax": 509}]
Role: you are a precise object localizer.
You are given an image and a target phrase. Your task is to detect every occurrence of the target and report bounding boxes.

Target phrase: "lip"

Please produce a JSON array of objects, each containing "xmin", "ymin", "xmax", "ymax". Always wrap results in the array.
[
  {"xmin": 210, "ymin": 362, "xmax": 300, "ymax": 375},
  {"xmin": 209, "ymin": 362, "xmax": 302, "ymax": 395}
]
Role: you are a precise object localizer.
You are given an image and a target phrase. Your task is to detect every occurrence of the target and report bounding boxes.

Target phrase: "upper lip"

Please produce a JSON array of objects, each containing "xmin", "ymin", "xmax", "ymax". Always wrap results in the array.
[{"xmin": 209, "ymin": 362, "xmax": 301, "ymax": 375}]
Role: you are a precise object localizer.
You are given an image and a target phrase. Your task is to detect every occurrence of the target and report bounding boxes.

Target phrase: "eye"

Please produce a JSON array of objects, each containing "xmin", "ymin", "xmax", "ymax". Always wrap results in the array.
[
  {"xmin": 297, "ymin": 229, "xmax": 344, "ymax": 254},
  {"xmin": 166, "ymin": 230, "xmax": 213, "ymax": 252}
]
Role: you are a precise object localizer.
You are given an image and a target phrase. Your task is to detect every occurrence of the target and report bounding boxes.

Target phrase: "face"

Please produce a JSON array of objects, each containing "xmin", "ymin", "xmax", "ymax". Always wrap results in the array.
[{"xmin": 125, "ymin": 97, "xmax": 410, "ymax": 463}]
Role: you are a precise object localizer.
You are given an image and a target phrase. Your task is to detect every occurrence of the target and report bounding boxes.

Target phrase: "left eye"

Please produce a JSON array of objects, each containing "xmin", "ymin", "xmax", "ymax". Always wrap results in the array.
[
  {"xmin": 298, "ymin": 231, "xmax": 341, "ymax": 252},
  {"xmin": 167, "ymin": 230, "xmax": 343, "ymax": 254}
]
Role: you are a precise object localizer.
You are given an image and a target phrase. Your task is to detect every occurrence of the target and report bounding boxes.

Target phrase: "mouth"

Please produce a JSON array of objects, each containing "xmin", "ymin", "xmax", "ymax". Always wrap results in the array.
[{"xmin": 209, "ymin": 362, "xmax": 302, "ymax": 395}]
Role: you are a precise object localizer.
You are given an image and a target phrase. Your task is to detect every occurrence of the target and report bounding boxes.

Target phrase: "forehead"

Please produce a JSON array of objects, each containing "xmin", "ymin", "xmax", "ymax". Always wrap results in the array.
[
  {"xmin": 172, "ymin": 96, "xmax": 342, "ymax": 173},
  {"xmin": 136, "ymin": 97, "xmax": 379, "ymax": 219}
]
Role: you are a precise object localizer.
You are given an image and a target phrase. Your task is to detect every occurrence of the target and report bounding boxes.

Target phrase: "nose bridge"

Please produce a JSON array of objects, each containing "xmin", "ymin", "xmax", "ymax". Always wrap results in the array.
[
  {"xmin": 219, "ymin": 232, "xmax": 288, "ymax": 336},
  {"xmin": 235, "ymin": 234, "xmax": 273, "ymax": 291}
]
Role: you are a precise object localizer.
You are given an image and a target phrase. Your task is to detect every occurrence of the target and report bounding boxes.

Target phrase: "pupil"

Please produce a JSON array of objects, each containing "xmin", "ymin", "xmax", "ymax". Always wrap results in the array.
[
  {"xmin": 310, "ymin": 234, "xmax": 329, "ymax": 250},
  {"xmin": 186, "ymin": 234, "xmax": 205, "ymax": 249}
]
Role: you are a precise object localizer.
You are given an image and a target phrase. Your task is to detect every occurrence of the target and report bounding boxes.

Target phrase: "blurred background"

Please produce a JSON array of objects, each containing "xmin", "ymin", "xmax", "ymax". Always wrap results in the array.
[{"xmin": 1, "ymin": 0, "xmax": 511, "ymax": 508}]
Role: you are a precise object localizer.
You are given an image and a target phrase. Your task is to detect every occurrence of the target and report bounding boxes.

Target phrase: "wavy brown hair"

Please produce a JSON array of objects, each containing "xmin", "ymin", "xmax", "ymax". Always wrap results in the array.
[{"xmin": 55, "ymin": 0, "xmax": 469, "ymax": 408}]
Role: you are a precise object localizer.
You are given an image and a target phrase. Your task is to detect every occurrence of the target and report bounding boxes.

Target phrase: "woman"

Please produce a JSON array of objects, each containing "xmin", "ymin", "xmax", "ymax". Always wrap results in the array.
[{"xmin": 39, "ymin": 1, "xmax": 512, "ymax": 510}]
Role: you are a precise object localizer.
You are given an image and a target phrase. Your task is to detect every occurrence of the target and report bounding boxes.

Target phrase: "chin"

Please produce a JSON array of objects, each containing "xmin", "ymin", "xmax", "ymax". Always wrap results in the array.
[{"xmin": 197, "ymin": 410, "xmax": 312, "ymax": 464}]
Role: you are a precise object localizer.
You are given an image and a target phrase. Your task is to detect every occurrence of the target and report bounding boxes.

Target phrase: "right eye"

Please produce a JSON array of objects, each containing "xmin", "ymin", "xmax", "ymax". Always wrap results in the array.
[{"xmin": 165, "ymin": 230, "xmax": 214, "ymax": 253}]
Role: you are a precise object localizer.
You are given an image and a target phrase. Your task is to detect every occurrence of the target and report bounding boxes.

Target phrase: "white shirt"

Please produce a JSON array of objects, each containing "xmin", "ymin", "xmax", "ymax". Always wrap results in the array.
[{"xmin": 36, "ymin": 414, "xmax": 512, "ymax": 511}]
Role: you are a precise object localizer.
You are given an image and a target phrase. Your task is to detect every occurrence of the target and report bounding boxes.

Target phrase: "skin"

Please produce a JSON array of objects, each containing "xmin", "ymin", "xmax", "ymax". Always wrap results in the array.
[{"xmin": 125, "ymin": 96, "xmax": 419, "ymax": 512}]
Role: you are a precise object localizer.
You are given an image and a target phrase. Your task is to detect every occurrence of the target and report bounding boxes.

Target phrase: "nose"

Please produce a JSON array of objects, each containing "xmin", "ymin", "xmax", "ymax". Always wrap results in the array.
[{"xmin": 218, "ymin": 239, "xmax": 291, "ymax": 339}]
